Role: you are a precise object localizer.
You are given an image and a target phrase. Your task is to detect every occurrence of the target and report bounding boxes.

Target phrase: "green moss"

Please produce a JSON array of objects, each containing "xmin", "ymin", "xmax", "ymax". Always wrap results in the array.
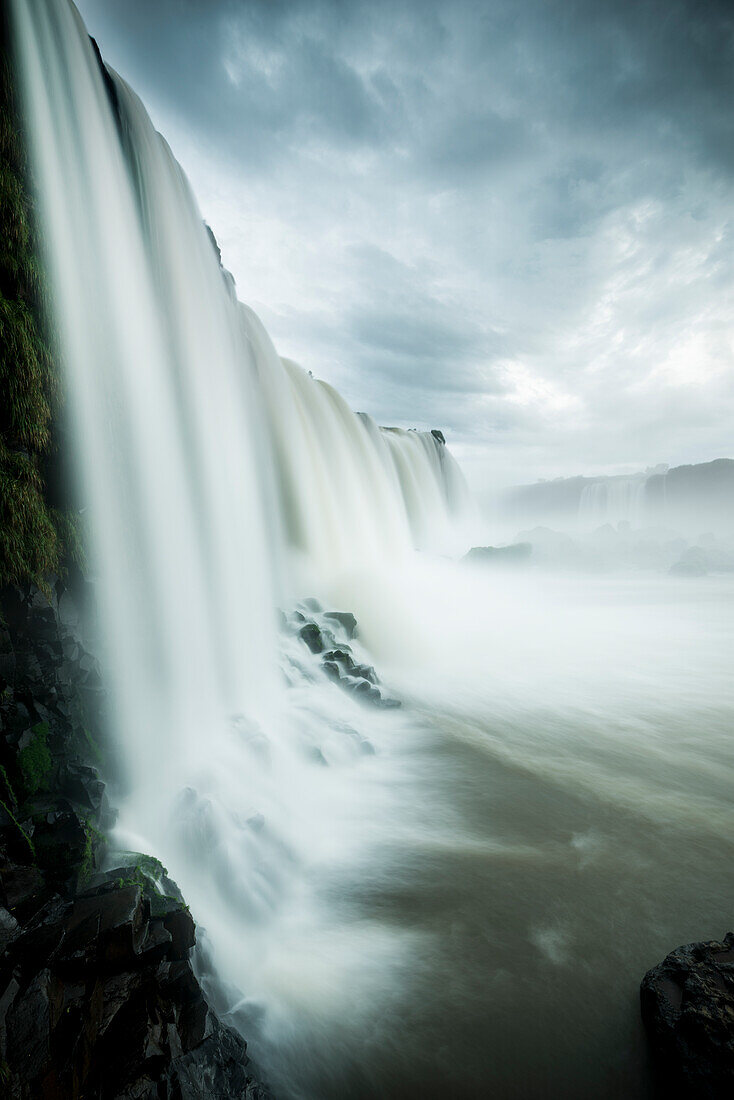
[
  {"xmin": 78, "ymin": 817, "xmax": 105, "ymax": 884},
  {"xmin": 110, "ymin": 851, "xmax": 183, "ymax": 913},
  {"xmin": 80, "ymin": 725, "xmax": 103, "ymax": 766},
  {"xmin": 0, "ymin": 41, "xmax": 78, "ymax": 586},
  {"xmin": 0, "ymin": 796, "xmax": 35, "ymax": 860},
  {"xmin": 136, "ymin": 853, "xmax": 168, "ymax": 880},
  {"xmin": 149, "ymin": 892, "xmax": 184, "ymax": 917},
  {"xmin": 0, "ymin": 763, "xmax": 17, "ymax": 808},
  {"xmin": 79, "ymin": 829, "xmax": 94, "ymax": 883},
  {"xmin": 18, "ymin": 720, "xmax": 52, "ymax": 795}
]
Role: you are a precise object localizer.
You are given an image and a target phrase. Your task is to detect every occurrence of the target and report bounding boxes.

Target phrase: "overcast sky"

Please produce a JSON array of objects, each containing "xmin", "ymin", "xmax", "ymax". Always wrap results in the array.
[{"xmin": 75, "ymin": 0, "xmax": 734, "ymax": 491}]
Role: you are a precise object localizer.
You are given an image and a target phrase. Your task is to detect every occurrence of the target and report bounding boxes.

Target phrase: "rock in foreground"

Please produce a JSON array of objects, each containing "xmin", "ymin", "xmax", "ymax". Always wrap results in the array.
[
  {"xmin": 641, "ymin": 931, "xmax": 734, "ymax": 1098},
  {"xmin": 0, "ymin": 869, "xmax": 266, "ymax": 1099},
  {"xmin": 0, "ymin": 581, "xmax": 269, "ymax": 1098}
]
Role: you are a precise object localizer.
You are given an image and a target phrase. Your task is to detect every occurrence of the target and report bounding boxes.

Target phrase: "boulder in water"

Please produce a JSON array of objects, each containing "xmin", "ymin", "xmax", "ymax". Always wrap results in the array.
[
  {"xmin": 323, "ymin": 611, "xmax": 358, "ymax": 639},
  {"xmin": 641, "ymin": 931, "xmax": 734, "ymax": 1097},
  {"xmin": 298, "ymin": 623, "xmax": 324, "ymax": 654},
  {"xmin": 464, "ymin": 542, "xmax": 532, "ymax": 564}
]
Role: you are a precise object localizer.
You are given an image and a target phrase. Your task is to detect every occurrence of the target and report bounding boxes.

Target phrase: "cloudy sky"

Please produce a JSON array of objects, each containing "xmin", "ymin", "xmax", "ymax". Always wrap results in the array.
[{"xmin": 75, "ymin": 0, "xmax": 734, "ymax": 491}]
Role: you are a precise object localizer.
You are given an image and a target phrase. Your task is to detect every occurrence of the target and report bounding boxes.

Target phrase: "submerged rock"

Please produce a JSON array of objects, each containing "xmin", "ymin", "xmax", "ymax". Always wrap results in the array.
[
  {"xmin": 464, "ymin": 542, "xmax": 532, "ymax": 564},
  {"xmin": 291, "ymin": 606, "xmax": 401, "ymax": 710},
  {"xmin": 641, "ymin": 931, "xmax": 734, "ymax": 1098},
  {"xmin": 323, "ymin": 611, "xmax": 358, "ymax": 639},
  {"xmin": 298, "ymin": 622, "xmax": 324, "ymax": 654}
]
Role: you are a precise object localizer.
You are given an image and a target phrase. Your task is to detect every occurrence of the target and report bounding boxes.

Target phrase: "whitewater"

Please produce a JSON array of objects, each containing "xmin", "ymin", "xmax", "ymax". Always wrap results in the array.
[{"xmin": 11, "ymin": 0, "xmax": 734, "ymax": 1097}]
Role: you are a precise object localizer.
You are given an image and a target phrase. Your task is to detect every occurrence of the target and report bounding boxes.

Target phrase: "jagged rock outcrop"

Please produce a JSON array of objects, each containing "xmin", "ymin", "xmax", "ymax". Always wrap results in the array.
[
  {"xmin": 0, "ymin": 581, "xmax": 268, "ymax": 1098},
  {"xmin": 463, "ymin": 542, "xmax": 532, "ymax": 564},
  {"xmin": 641, "ymin": 931, "xmax": 734, "ymax": 1098},
  {"xmin": 287, "ymin": 600, "xmax": 400, "ymax": 709},
  {"xmin": 0, "ymin": 866, "xmax": 265, "ymax": 1098}
]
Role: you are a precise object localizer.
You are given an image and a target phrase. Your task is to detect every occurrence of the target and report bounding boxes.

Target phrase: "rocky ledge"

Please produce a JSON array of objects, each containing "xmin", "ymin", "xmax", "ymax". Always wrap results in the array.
[
  {"xmin": 641, "ymin": 931, "xmax": 734, "ymax": 1099},
  {"xmin": 283, "ymin": 599, "xmax": 401, "ymax": 709},
  {"xmin": 0, "ymin": 864, "xmax": 267, "ymax": 1098},
  {"xmin": 0, "ymin": 581, "xmax": 267, "ymax": 1098}
]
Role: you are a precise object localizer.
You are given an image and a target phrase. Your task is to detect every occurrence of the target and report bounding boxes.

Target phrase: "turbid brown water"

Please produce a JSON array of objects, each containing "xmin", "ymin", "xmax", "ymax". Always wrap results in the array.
[{"xmin": 230, "ymin": 569, "xmax": 734, "ymax": 1100}]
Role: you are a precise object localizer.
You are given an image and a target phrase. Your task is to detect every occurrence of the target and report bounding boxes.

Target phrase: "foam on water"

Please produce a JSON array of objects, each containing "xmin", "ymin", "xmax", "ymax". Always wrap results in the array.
[{"xmin": 11, "ymin": 2, "xmax": 734, "ymax": 1098}]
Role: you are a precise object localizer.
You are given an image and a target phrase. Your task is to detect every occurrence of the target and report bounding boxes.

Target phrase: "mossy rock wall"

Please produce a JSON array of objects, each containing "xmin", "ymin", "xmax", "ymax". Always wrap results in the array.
[{"xmin": 0, "ymin": 13, "xmax": 78, "ymax": 588}]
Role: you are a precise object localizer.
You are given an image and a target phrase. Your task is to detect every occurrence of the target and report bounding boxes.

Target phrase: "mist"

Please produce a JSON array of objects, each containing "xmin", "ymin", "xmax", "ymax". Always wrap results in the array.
[{"xmin": 4, "ymin": 0, "xmax": 733, "ymax": 1098}]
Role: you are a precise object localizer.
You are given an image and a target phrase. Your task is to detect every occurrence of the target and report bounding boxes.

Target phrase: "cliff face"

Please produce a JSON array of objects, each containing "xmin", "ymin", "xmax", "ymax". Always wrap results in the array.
[
  {"xmin": 0, "ymin": 580, "xmax": 268, "ymax": 1098},
  {"xmin": 0, "ymin": 21, "xmax": 268, "ymax": 1098},
  {"xmin": 0, "ymin": 12, "xmax": 81, "ymax": 590},
  {"xmin": 504, "ymin": 458, "xmax": 734, "ymax": 531}
]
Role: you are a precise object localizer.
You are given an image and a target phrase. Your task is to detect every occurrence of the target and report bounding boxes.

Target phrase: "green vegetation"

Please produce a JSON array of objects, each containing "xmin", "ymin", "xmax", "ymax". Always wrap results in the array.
[
  {"xmin": 18, "ymin": 720, "xmax": 51, "ymax": 795},
  {"xmin": 78, "ymin": 816, "xmax": 105, "ymax": 883},
  {"xmin": 111, "ymin": 851, "xmax": 184, "ymax": 914},
  {"xmin": 0, "ymin": 33, "xmax": 78, "ymax": 587},
  {"xmin": 0, "ymin": 795, "xmax": 35, "ymax": 860},
  {"xmin": 0, "ymin": 763, "xmax": 17, "ymax": 808},
  {"xmin": 80, "ymin": 724, "xmax": 104, "ymax": 766}
]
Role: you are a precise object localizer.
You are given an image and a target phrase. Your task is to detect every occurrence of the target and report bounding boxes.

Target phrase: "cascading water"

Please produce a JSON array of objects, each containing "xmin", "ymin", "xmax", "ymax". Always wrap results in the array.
[
  {"xmin": 11, "ymin": 0, "xmax": 475, "ymax": 1092},
  {"xmin": 578, "ymin": 473, "xmax": 650, "ymax": 528},
  {"xmin": 11, "ymin": 0, "xmax": 471, "ymax": 767},
  {"xmin": 14, "ymin": 3, "xmax": 734, "ymax": 1100}
]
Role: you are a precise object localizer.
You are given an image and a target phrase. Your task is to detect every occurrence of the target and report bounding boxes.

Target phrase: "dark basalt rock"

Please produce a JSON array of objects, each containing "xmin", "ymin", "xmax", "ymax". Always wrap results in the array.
[
  {"xmin": 0, "ymin": 581, "xmax": 270, "ymax": 1099},
  {"xmin": 291, "ymin": 607, "xmax": 402, "ymax": 711},
  {"xmin": 323, "ymin": 612, "xmax": 357, "ymax": 639},
  {"xmin": 298, "ymin": 623, "xmax": 324, "ymax": 654},
  {"xmin": 641, "ymin": 931, "xmax": 734, "ymax": 1098},
  {"xmin": 0, "ymin": 867, "xmax": 268, "ymax": 1097},
  {"xmin": 430, "ymin": 429, "xmax": 446, "ymax": 445}
]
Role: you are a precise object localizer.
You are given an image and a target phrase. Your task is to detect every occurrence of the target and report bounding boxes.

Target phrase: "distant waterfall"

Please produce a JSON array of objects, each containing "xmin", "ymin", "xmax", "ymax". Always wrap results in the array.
[{"xmin": 579, "ymin": 474, "xmax": 649, "ymax": 528}]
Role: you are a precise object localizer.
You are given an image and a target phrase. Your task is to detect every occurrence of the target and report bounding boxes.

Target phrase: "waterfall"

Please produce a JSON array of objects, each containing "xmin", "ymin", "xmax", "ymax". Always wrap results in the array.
[
  {"xmin": 11, "ymin": 0, "xmax": 471, "ymax": 729},
  {"xmin": 10, "ymin": 0, "xmax": 474, "ymax": 1085},
  {"xmin": 578, "ymin": 474, "xmax": 649, "ymax": 528}
]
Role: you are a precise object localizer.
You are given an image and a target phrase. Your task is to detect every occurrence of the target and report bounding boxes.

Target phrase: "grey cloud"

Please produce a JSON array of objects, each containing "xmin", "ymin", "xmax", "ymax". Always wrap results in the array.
[{"xmin": 75, "ymin": 0, "xmax": 734, "ymax": 487}]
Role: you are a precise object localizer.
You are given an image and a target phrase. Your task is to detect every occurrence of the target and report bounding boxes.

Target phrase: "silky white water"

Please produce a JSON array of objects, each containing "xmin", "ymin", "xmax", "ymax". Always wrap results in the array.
[
  {"xmin": 11, "ymin": 2, "xmax": 734, "ymax": 1098},
  {"xmin": 579, "ymin": 474, "xmax": 649, "ymax": 528}
]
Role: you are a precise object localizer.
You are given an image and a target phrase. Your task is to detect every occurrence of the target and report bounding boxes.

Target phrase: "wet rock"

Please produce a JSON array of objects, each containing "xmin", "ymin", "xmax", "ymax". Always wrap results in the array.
[
  {"xmin": 464, "ymin": 542, "xmax": 532, "ymax": 564},
  {"xmin": 322, "ymin": 660, "xmax": 342, "ymax": 683},
  {"xmin": 641, "ymin": 930, "xmax": 734, "ymax": 1098},
  {"xmin": 0, "ymin": 580, "xmax": 270, "ymax": 1099},
  {"xmin": 299, "ymin": 623, "xmax": 323, "ymax": 654},
  {"xmin": 430, "ymin": 428, "xmax": 446, "ymax": 445},
  {"xmin": 323, "ymin": 611, "xmax": 358, "ymax": 639},
  {"xmin": 59, "ymin": 762, "xmax": 105, "ymax": 812},
  {"xmin": 347, "ymin": 680, "xmax": 382, "ymax": 705},
  {"xmin": 351, "ymin": 662, "xmax": 377, "ymax": 685},
  {"xmin": 1, "ymin": 864, "xmax": 46, "ymax": 916},
  {"xmin": 323, "ymin": 648, "xmax": 355, "ymax": 672},
  {"xmin": 0, "ymin": 905, "xmax": 19, "ymax": 950},
  {"xmin": 5, "ymin": 968, "xmax": 53, "ymax": 1085},
  {"xmin": 163, "ymin": 906, "xmax": 196, "ymax": 960}
]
